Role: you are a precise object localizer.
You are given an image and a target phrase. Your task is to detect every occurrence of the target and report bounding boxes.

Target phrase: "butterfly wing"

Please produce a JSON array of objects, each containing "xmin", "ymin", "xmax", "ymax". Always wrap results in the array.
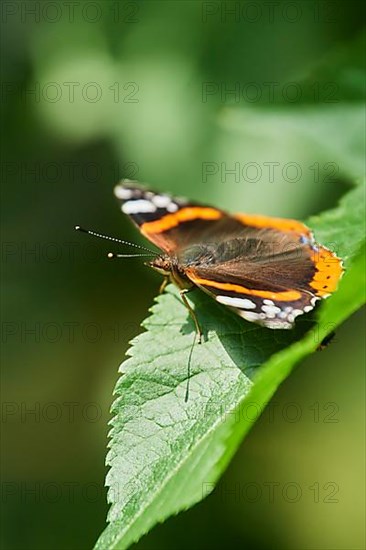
[
  {"xmin": 181, "ymin": 220, "xmax": 343, "ymax": 329},
  {"xmin": 115, "ymin": 181, "xmax": 343, "ymax": 329}
]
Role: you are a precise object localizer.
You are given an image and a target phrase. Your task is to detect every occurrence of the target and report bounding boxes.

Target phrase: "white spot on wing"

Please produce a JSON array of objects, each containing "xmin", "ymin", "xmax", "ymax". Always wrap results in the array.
[
  {"xmin": 261, "ymin": 304, "xmax": 281, "ymax": 318},
  {"xmin": 152, "ymin": 195, "xmax": 172, "ymax": 208},
  {"xmin": 264, "ymin": 319, "xmax": 292, "ymax": 329},
  {"xmin": 217, "ymin": 295, "xmax": 256, "ymax": 309},
  {"xmin": 122, "ymin": 199, "xmax": 157, "ymax": 214},
  {"xmin": 114, "ymin": 186, "xmax": 134, "ymax": 200},
  {"xmin": 238, "ymin": 311, "xmax": 262, "ymax": 322},
  {"xmin": 167, "ymin": 202, "xmax": 178, "ymax": 212},
  {"xmin": 291, "ymin": 309, "xmax": 304, "ymax": 317}
]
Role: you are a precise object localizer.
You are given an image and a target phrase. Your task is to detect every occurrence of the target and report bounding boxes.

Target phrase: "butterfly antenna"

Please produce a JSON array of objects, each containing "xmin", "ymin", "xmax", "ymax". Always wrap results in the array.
[
  {"xmin": 107, "ymin": 252, "xmax": 156, "ymax": 259},
  {"xmin": 74, "ymin": 225, "xmax": 158, "ymax": 255}
]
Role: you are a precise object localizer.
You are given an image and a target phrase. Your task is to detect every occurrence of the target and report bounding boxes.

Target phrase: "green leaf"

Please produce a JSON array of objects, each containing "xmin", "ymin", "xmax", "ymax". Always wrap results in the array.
[{"xmin": 95, "ymin": 182, "xmax": 365, "ymax": 550}]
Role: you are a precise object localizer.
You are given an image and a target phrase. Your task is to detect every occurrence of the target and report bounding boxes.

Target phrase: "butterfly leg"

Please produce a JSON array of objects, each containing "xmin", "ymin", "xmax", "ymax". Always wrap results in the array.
[
  {"xmin": 159, "ymin": 277, "xmax": 169, "ymax": 294},
  {"xmin": 181, "ymin": 286, "xmax": 198, "ymax": 294},
  {"xmin": 179, "ymin": 289, "xmax": 203, "ymax": 344}
]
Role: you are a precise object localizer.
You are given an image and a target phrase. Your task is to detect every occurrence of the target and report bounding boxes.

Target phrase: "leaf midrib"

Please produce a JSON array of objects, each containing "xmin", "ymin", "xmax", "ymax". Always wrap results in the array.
[{"xmin": 106, "ymin": 372, "xmax": 253, "ymax": 549}]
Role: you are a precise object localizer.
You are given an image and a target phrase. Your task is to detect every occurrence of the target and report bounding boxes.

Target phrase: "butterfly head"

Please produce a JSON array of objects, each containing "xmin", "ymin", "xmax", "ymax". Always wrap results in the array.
[{"xmin": 147, "ymin": 255, "xmax": 174, "ymax": 276}]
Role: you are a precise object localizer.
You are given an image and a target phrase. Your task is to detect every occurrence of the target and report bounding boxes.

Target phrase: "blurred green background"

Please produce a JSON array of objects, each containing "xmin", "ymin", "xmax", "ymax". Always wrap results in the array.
[{"xmin": 1, "ymin": 1, "xmax": 365, "ymax": 549}]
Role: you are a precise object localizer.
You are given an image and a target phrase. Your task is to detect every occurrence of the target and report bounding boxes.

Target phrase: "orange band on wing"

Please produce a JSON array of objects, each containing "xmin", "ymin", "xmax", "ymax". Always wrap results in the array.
[
  {"xmin": 235, "ymin": 214, "xmax": 311, "ymax": 236},
  {"xmin": 309, "ymin": 246, "xmax": 343, "ymax": 297},
  {"xmin": 141, "ymin": 207, "xmax": 223, "ymax": 234},
  {"xmin": 185, "ymin": 270, "xmax": 302, "ymax": 301}
]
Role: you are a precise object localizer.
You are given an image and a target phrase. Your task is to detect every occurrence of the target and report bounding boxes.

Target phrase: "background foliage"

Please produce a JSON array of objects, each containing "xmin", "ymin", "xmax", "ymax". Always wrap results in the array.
[{"xmin": 1, "ymin": 2, "xmax": 365, "ymax": 549}]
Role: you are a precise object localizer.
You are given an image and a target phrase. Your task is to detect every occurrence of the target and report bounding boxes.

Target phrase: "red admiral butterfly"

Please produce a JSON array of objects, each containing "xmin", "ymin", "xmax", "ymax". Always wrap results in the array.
[{"xmin": 111, "ymin": 180, "xmax": 343, "ymax": 341}]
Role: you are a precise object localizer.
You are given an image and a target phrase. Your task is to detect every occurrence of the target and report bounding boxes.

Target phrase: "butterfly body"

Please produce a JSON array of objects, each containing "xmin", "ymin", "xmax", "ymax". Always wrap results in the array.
[{"xmin": 115, "ymin": 180, "xmax": 343, "ymax": 330}]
